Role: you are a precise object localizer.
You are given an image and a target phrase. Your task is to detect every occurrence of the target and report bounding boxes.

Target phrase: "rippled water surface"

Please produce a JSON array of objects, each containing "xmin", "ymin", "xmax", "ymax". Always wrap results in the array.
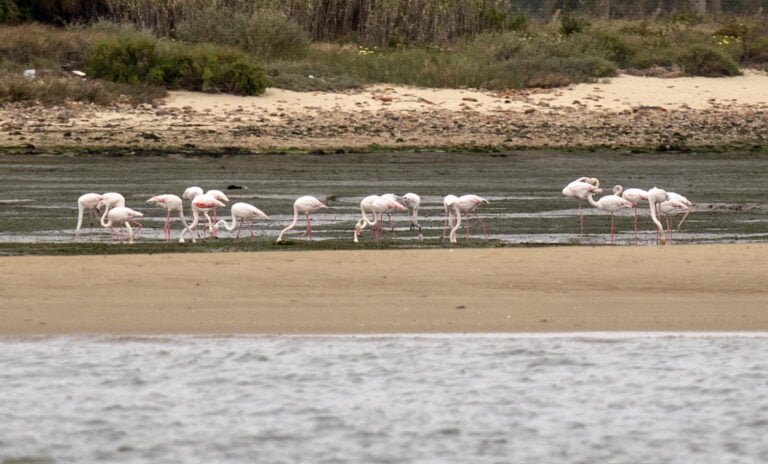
[
  {"xmin": 2, "ymin": 334, "xmax": 768, "ymax": 463},
  {"xmin": 1, "ymin": 151, "xmax": 767, "ymax": 247}
]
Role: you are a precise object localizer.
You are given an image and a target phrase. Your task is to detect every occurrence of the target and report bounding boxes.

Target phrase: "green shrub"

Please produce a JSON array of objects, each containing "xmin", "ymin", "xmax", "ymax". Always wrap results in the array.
[
  {"xmin": 743, "ymin": 36, "xmax": 768, "ymax": 65},
  {"xmin": 85, "ymin": 35, "xmax": 159, "ymax": 85},
  {"xmin": 677, "ymin": 45, "xmax": 741, "ymax": 76},
  {"xmin": 175, "ymin": 7, "xmax": 309, "ymax": 60},
  {"xmin": 86, "ymin": 37, "xmax": 269, "ymax": 95}
]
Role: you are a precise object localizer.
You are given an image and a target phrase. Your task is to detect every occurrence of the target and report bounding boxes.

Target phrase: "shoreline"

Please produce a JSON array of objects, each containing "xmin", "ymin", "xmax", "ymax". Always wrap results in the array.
[
  {"xmin": 3, "ymin": 244, "xmax": 767, "ymax": 335},
  {"xmin": 2, "ymin": 72, "xmax": 767, "ymax": 152}
]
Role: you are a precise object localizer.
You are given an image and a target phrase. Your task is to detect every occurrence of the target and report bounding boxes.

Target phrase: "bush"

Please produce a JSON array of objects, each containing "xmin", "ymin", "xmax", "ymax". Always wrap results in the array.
[
  {"xmin": 86, "ymin": 37, "xmax": 269, "ymax": 95},
  {"xmin": 85, "ymin": 35, "xmax": 159, "ymax": 85},
  {"xmin": 677, "ymin": 45, "xmax": 741, "ymax": 76},
  {"xmin": 174, "ymin": 7, "xmax": 309, "ymax": 60},
  {"xmin": 0, "ymin": 72, "xmax": 165, "ymax": 105}
]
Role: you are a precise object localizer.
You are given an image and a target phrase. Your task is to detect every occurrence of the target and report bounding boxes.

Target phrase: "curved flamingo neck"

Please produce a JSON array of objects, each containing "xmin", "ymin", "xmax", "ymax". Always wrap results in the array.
[{"xmin": 587, "ymin": 194, "xmax": 599, "ymax": 208}]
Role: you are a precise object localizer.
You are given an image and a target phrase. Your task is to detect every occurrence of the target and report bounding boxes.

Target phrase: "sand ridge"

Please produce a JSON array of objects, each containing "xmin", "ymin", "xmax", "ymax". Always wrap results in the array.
[{"xmin": 2, "ymin": 244, "xmax": 767, "ymax": 334}]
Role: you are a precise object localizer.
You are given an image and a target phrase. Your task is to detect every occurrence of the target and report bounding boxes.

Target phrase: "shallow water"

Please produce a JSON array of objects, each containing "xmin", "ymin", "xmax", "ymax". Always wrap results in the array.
[
  {"xmin": 1, "ymin": 151, "xmax": 767, "ymax": 246},
  {"xmin": 1, "ymin": 334, "xmax": 767, "ymax": 463}
]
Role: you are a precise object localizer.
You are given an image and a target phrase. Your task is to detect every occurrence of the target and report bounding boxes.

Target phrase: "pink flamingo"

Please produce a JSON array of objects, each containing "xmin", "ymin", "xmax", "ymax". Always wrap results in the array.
[
  {"xmin": 562, "ymin": 177, "xmax": 603, "ymax": 235},
  {"xmin": 658, "ymin": 192, "xmax": 694, "ymax": 244},
  {"xmin": 213, "ymin": 202, "xmax": 270, "ymax": 239},
  {"xmin": 146, "ymin": 194, "xmax": 189, "ymax": 242},
  {"xmin": 587, "ymin": 186, "xmax": 632, "ymax": 243},
  {"xmin": 75, "ymin": 192, "xmax": 103, "ymax": 239},
  {"xmin": 179, "ymin": 194, "xmax": 226, "ymax": 243},
  {"xmin": 620, "ymin": 187, "xmax": 648, "ymax": 244},
  {"xmin": 647, "ymin": 187, "xmax": 669, "ymax": 245},
  {"xmin": 100, "ymin": 205, "xmax": 144, "ymax": 244},
  {"xmin": 443, "ymin": 194, "xmax": 459, "ymax": 241},
  {"xmin": 402, "ymin": 192, "xmax": 424, "ymax": 241},
  {"xmin": 455, "ymin": 194, "xmax": 489, "ymax": 239},
  {"xmin": 354, "ymin": 195, "xmax": 406, "ymax": 243},
  {"xmin": 276, "ymin": 196, "xmax": 328, "ymax": 243}
]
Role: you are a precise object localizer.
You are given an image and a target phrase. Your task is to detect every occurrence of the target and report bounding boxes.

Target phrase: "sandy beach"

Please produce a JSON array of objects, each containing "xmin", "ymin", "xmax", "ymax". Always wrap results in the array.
[
  {"xmin": 1, "ymin": 71, "xmax": 767, "ymax": 150},
  {"xmin": 2, "ymin": 244, "xmax": 767, "ymax": 334}
]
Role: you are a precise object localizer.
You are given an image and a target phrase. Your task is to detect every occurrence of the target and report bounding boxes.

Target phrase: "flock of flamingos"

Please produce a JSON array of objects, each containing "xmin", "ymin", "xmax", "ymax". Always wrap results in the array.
[{"xmin": 75, "ymin": 177, "xmax": 694, "ymax": 245}]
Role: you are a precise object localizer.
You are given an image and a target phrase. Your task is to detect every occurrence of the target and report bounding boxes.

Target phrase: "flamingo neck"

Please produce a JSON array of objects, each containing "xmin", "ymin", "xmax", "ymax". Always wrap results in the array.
[
  {"xmin": 587, "ymin": 194, "xmax": 599, "ymax": 208},
  {"xmin": 100, "ymin": 205, "xmax": 112, "ymax": 228}
]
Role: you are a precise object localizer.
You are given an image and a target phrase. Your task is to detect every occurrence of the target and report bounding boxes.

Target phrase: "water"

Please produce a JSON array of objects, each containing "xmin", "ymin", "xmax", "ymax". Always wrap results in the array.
[
  {"xmin": 2, "ymin": 334, "xmax": 768, "ymax": 463},
  {"xmin": 1, "ymin": 151, "xmax": 768, "ymax": 247}
]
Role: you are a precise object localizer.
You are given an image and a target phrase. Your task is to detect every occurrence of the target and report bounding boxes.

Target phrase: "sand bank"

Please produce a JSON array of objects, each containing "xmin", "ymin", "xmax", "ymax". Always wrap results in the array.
[
  {"xmin": 2, "ymin": 244, "xmax": 767, "ymax": 335},
  {"xmin": 1, "ymin": 72, "xmax": 767, "ymax": 150}
]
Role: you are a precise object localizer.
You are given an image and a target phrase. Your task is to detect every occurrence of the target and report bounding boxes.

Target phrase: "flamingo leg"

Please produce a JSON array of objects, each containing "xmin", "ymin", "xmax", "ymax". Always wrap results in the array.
[
  {"xmin": 304, "ymin": 213, "xmax": 312, "ymax": 240},
  {"xmin": 677, "ymin": 210, "xmax": 690, "ymax": 230},
  {"xmin": 578, "ymin": 199, "xmax": 584, "ymax": 236},
  {"xmin": 248, "ymin": 219, "xmax": 256, "ymax": 239},
  {"xmin": 632, "ymin": 205, "xmax": 639, "ymax": 245},
  {"xmin": 164, "ymin": 210, "xmax": 172, "ymax": 242},
  {"xmin": 475, "ymin": 213, "xmax": 489, "ymax": 239}
]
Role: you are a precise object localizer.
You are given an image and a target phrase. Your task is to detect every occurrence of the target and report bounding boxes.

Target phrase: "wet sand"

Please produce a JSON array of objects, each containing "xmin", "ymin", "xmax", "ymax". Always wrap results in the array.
[{"xmin": 2, "ymin": 244, "xmax": 767, "ymax": 334}]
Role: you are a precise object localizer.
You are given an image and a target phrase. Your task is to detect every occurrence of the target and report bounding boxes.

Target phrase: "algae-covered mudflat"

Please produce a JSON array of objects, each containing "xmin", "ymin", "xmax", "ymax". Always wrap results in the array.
[{"xmin": 1, "ymin": 149, "xmax": 766, "ymax": 255}]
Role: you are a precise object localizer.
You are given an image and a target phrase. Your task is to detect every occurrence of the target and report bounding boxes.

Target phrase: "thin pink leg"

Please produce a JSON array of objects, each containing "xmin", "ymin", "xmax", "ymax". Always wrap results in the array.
[
  {"xmin": 304, "ymin": 213, "xmax": 312, "ymax": 240},
  {"xmin": 633, "ymin": 206, "xmax": 639, "ymax": 244},
  {"xmin": 578, "ymin": 199, "xmax": 584, "ymax": 236}
]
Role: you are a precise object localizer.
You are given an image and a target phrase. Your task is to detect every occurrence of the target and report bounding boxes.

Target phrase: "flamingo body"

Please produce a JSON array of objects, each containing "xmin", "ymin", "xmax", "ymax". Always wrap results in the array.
[
  {"xmin": 588, "ymin": 187, "xmax": 632, "ymax": 243},
  {"xmin": 214, "ymin": 202, "xmax": 269, "ymax": 239},
  {"xmin": 76, "ymin": 192, "xmax": 103, "ymax": 239},
  {"xmin": 563, "ymin": 177, "xmax": 602, "ymax": 235},
  {"xmin": 147, "ymin": 194, "xmax": 188, "ymax": 242},
  {"xmin": 101, "ymin": 206, "xmax": 143, "ymax": 244},
  {"xmin": 276, "ymin": 196, "xmax": 328, "ymax": 243}
]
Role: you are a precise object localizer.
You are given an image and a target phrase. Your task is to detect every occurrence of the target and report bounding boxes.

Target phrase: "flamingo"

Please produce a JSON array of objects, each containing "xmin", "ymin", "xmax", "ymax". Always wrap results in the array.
[
  {"xmin": 620, "ymin": 187, "xmax": 649, "ymax": 243},
  {"xmin": 98, "ymin": 192, "xmax": 125, "ymax": 210},
  {"xmin": 665, "ymin": 192, "xmax": 694, "ymax": 230},
  {"xmin": 353, "ymin": 195, "xmax": 381, "ymax": 242},
  {"xmin": 75, "ymin": 192, "xmax": 103, "ymax": 239},
  {"xmin": 100, "ymin": 205, "xmax": 143, "ymax": 244},
  {"xmin": 380, "ymin": 193, "xmax": 401, "ymax": 237},
  {"xmin": 402, "ymin": 192, "xmax": 424, "ymax": 241},
  {"xmin": 444, "ymin": 195, "xmax": 464, "ymax": 244},
  {"xmin": 659, "ymin": 198, "xmax": 691, "ymax": 244},
  {"xmin": 213, "ymin": 202, "xmax": 269, "ymax": 239},
  {"xmin": 182, "ymin": 186, "xmax": 204, "ymax": 201},
  {"xmin": 647, "ymin": 186, "xmax": 669, "ymax": 245},
  {"xmin": 146, "ymin": 194, "xmax": 188, "ymax": 242},
  {"xmin": 276, "ymin": 196, "xmax": 328, "ymax": 243},
  {"xmin": 205, "ymin": 190, "xmax": 229, "ymax": 217},
  {"xmin": 179, "ymin": 194, "xmax": 226, "ymax": 243},
  {"xmin": 587, "ymin": 186, "xmax": 632, "ymax": 243},
  {"xmin": 96, "ymin": 192, "xmax": 126, "ymax": 240},
  {"xmin": 442, "ymin": 194, "xmax": 459, "ymax": 241},
  {"xmin": 455, "ymin": 194, "xmax": 489, "ymax": 239},
  {"xmin": 562, "ymin": 177, "xmax": 603, "ymax": 235},
  {"xmin": 354, "ymin": 195, "xmax": 406, "ymax": 243}
]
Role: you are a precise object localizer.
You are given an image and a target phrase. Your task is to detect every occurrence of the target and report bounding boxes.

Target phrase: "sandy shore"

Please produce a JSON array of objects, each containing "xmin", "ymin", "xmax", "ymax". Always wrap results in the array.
[
  {"xmin": 1, "ymin": 71, "xmax": 767, "ymax": 150},
  {"xmin": 2, "ymin": 244, "xmax": 767, "ymax": 334}
]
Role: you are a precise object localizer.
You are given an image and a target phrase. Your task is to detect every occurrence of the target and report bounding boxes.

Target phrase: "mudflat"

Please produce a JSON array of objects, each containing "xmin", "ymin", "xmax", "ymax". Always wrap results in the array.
[{"xmin": 2, "ymin": 243, "xmax": 766, "ymax": 334}]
